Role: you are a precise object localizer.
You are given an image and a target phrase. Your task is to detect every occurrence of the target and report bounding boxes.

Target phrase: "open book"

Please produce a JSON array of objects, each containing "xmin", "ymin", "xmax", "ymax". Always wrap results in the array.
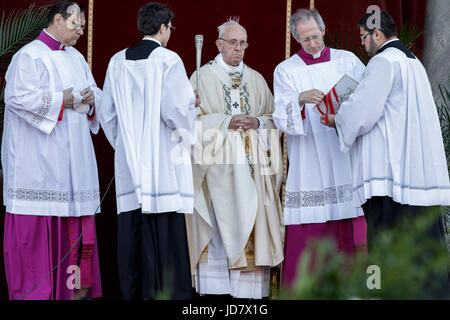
[{"xmin": 313, "ymin": 74, "xmax": 359, "ymax": 119}]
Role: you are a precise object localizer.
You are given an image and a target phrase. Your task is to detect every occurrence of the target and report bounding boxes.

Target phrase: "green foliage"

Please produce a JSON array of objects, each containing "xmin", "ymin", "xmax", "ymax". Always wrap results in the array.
[
  {"xmin": 324, "ymin": 30, "xmax": 370, "ymax": 65},
  {"xmin": 437, "ymin": 77, "xmax": 450, "ymax": 171},
  {"xmin": 278, "ymin": 209, "xmax": 449, "ymax": 300},
  {"xmin": 325, "ymin": 23, "xmax": 424, "ymax": 66},
  {"xmin": 0, "ymin": 4, "xmax": 51, "ymax": 63},
  {"xmin": 437, "ymin": 76, "xmax": 450, "ymax": 243},
  {"xmin": 154, "ymin": 290, "xmax": 171, "ymax": 300},
  {"xmin": 398, "ymin": 23, "xmax": 424, "ymax": 58}
]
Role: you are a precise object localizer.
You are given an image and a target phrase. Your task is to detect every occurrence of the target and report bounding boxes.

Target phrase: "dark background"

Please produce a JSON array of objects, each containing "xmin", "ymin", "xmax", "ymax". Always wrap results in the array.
[{"xmin": 0, "ymin": 0, "xmax": 427, "ymax": 300}]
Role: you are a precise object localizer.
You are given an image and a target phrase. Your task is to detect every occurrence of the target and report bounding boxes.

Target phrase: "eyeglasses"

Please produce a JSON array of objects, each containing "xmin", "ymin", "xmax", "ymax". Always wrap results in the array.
[
  {"xmin": 299, "ymin": 33, "xmax": 321, "ymax": 44},
  {"xmin": 360, "ymin": 32, "xmax": 371, "ymax": 41},
  {"xmin": 220, "ymin": 38, "xmax": 248, "ymax": 48},
  {"xmin": 66, "ymin": 18, "xmax": 85, "ymax": 30}
]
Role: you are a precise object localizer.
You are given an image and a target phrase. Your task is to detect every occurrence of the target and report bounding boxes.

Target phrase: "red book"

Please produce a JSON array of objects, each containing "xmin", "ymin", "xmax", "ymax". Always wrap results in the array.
[{"xmin": 313, "ymin": 75, "xmax": 359, "ymax": 122}]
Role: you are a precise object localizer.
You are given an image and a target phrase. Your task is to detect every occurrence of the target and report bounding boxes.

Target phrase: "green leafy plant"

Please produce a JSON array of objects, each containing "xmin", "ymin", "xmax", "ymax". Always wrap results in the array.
[
  {"xmin": 278, "ymin": 209, "xmax": 449, "ymax": 300},
  {"xmin": 437, "ymin": 76, "xmax": 450, "ymax": 246},
  {"xmin": 398, "ymin": 23, "xmax": 424, "ymax": 58},
  {"xmin": 0, "ymin": 4, "xmax": 51, "ymax": 61},
  {"xmin": 437, "ymin": 77, "xmax": 450, "ymax": 170},
  {"xmin": 325, "ymin": 23, "xmax": 424, "ymax": 66},
  {"xmin": 324, "ymin": 29, "xmax": 370, "ymax": 64}
]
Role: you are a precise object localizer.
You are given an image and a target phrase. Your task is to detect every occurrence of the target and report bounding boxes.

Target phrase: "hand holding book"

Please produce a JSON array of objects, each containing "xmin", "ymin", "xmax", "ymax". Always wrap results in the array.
[
  {"xmin": 313, "ymin": 74, "xmax": 359, "ymax": 124},
  {"xmin": 320, "ymin": 114, "xmax": 336, "ymax": 127}
]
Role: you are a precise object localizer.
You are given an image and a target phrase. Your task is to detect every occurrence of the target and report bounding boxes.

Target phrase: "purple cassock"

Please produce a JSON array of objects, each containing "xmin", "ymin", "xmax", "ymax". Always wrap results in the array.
[
  {"xmin": 281, "ymin": 47, "xmax": 367, "ymax": 287},
  {"xmin": 3, "ymin": 30, "xmax": 102, "ymax": 300}
]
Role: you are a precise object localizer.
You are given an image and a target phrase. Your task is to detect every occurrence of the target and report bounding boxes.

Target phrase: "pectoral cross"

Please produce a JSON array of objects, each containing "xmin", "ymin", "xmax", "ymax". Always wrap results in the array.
[{"xmin": 231, "ymin": 77, "xmax": 241, "ymax": 89}]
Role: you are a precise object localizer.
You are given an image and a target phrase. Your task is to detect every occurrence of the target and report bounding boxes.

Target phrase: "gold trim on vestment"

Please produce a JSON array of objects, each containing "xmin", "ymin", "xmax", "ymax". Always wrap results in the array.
[{"xmin": 87, "ymin": 0, "xmax": 94, "ymax": 69}]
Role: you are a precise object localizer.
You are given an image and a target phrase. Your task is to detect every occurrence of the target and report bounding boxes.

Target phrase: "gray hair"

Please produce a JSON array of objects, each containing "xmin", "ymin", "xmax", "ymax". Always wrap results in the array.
[
  {"xmin": 290, "ymin": 8, "xmax": 325, "ymax": 40},
  {"xmin": 217, "ymin": 17, "xmax": 247, "ymax": 41}
]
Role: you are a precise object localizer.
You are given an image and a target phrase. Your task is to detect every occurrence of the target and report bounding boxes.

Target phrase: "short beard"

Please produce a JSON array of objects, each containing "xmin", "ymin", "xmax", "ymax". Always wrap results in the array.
[{"xmin": 368, "ymin": 37, "xmax": 379, "ymax": 57}]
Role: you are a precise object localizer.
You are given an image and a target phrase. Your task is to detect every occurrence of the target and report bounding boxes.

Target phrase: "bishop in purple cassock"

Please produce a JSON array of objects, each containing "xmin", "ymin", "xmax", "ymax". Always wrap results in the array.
[
  {"xmin": 2, "ymin": 2, "xmax": 102, "ymax": 299},
  {"xmin": 273, "ymin": 8, "xmax": 367, "ymax": 286}
]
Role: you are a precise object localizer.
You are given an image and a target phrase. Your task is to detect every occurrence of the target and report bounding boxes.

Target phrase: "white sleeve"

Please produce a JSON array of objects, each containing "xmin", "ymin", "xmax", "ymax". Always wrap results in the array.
[
  {"xmin": 272, "ymin": 66, "xmax": 306, "ymax": 136},
  {"xmin": 350, "ymin": 53, "xmax": 366, "ymax": 82},
  {"xmin": 4, "ymin": 51, "xmax": 63, "ymax": 135},
  {"xmin": 160, "ymin": 58, "xmax": 196, "ymax": 140},
  {"xmin": 335, "ymin": 56, "xmax": 394, "ymax": 152},
  {"xmin": 81, "ymin": 56, "xmax": 102, "ymax": 134},
  {"xmin": 98, "ymin": 64, "xmax": 118, "ymax": 149}
]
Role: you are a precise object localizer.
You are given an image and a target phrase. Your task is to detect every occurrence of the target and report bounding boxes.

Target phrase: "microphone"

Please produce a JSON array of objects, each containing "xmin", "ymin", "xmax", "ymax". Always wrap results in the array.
[{"xmin": 195, "ymin": 35, "xmax": 203, "ymax": 90}]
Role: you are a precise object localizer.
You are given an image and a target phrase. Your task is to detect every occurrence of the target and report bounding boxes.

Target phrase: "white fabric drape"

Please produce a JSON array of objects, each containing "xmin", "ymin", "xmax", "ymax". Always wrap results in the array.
[
  {"xmin": 335, "ymin": 47, "xmax": 450, "ymax": 206},
  {"xmin": 3, "ymin": 40, "xmax": 101, "ymax": 217},
  {"xmin": 273, "ymin": 49, "xmax": 366, "ymax": 224},
  {"xmin": 99, "ymin": 47, "xmax": 196, "ymax": 214}
]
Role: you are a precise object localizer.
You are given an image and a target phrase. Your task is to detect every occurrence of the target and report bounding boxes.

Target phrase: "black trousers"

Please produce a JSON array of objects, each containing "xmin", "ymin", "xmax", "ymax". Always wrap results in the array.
[
  {"xmin": 117, "ymin": 209, "xmax": 192, "ymax": 300},
  {"xmin": 362, "ymin": 196, "xmax": 449, "ymax": 297},
  {"xmin": 361, "ymin": 196, "xmax": 446, "ymax": 250}
]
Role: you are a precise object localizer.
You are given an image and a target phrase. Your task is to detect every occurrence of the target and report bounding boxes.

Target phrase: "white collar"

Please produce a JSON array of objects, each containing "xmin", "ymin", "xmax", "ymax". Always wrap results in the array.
[
  {"xmin": 215, "ymin": 53, "xmax": 244, "ymax": 73},
  {"xmin": 312, "ymin": 44, "xmax": 325, "ymax": 59},
  {"xmin": 379, "ymin": 38, "xmax": 399, "ymax": 50},
  {"xmin": 143, "ymin": 37, "xmax": 161, "ymax": 46},
  {"xmin": 43, "ymin": 29, "xmax": 65, "ymax": 49}
]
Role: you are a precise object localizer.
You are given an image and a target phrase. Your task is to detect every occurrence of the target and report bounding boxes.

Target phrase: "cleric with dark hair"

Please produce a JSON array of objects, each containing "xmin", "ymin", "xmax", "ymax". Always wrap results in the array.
[
  {"xmin": 321, "ymin": 9, "xmax": 450, "ymax": 297},
  {"xmin": 2, "ymin": 1, "xmax": 102, "ymax": 300},
  {"xmin": 357, "ymin": 10, "xmax": 398, "ymax": 39},
  {"xmin": 137, "ymin": 2, "xmax": 173, "ymax": 36},
  {"xmin": 99, "ymin": 2, "xmax": 197, "ymax": 300}
]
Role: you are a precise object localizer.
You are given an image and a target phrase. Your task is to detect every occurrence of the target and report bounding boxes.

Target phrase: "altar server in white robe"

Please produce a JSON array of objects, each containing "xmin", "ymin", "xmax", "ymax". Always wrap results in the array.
[
  {"xmin": 2, "ymin": 2, "xmax": 102, "ymax": 300},
  {"xmin": 186, "ymin": 19, "xmax": 284, "ymax": 299},
  {"xmin": 273, "ymin": 8, "xmax": 367, "ymax": 287},
  {"xmin": 321, "ymin": 11, "xmax": 450, "ymax": 294},
  {"xmin": 99, "ymin": 3, "xmax": 197, "ymax": 300},
  {"xmin": 322, "ymin": 10, "xmax": 450, "ymax": 243}
]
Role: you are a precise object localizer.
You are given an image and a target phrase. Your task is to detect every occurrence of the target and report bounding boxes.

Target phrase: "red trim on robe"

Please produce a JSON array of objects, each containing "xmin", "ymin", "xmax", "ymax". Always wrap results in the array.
[
  {"xmin": 297, "ymin": 47, "xmax": 331, "ymax": 121},
  {"xmin": 58, "ymin": 100, "xmax": 64, "ymax": 121}
]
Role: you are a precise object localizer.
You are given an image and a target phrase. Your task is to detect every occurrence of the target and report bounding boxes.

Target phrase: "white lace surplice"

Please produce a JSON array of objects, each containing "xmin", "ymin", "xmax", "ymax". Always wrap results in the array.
[
  {"xmin": 3, "ymin": 40, "xmax": 101, "ymax": 217},
  {"xmin": 273, "ymin": 49, "xmax": 366, "ymax": 225}
]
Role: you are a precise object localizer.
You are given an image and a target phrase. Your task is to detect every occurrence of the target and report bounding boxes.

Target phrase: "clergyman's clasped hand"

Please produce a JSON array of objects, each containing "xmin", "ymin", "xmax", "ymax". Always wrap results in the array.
[
  {"xmin": 298, "ymin": 88, "xmax": 324, "ymax": 106},
  {"xmin": 81, "ymin": 87, "xmax": 95, "ymax": 106},
  {"xmin": 228, "ymin": 114, "xmax": 259, "ymax": 131}
]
